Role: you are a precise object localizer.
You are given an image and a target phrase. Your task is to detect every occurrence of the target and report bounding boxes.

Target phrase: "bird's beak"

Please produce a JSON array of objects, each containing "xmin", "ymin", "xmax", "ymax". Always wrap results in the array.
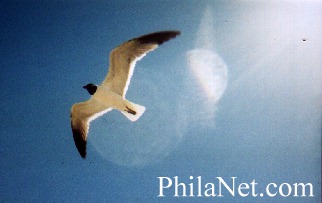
[{"xmin": 83, "ymin": 86, "xmax": 86, "ymax": 89}]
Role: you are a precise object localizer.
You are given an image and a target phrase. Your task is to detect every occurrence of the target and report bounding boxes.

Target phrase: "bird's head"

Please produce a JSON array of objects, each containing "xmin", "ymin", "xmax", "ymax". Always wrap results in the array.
[{"xmin": 83, "ymin": 83, "xmax": 97, "ymax": 95}]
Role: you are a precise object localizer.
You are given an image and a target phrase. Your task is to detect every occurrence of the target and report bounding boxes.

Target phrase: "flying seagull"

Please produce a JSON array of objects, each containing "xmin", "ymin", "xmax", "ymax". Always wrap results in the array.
[{"xmin": 70, "ymin": 30, "xmax": 180, "ymax": 158}]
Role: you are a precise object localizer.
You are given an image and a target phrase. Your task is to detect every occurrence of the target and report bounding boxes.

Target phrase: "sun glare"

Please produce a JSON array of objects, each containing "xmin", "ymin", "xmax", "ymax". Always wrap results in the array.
[{"xmin": 186, "ymin": 7, "xmax": 228, "ymax": 115}]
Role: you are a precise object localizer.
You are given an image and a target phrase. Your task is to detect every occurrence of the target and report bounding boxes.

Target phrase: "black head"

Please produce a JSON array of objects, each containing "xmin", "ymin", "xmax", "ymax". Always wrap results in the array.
[{"xmin": 83, "ymin": 83, "xmax": 97, "ymax": 95}]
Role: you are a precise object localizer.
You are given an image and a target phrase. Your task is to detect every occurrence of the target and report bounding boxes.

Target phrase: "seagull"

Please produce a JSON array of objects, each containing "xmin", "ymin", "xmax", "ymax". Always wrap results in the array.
[{"xmin": 70, "ymin": 30, "xmax": 180, "ymax": 159}]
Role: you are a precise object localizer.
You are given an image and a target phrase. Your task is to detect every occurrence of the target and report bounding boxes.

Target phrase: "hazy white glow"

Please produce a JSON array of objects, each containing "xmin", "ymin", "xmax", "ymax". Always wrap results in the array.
[
  {"xmin": 187, "ymin": 49, "xmax": 227, "ymax": 103},
  {"xmin": 186, "ymin": 7, "xmax": 228, "ymax": 111},
  {"xmin": 223, "ymin": 1, "xmax": 322, "ymax": 95}
]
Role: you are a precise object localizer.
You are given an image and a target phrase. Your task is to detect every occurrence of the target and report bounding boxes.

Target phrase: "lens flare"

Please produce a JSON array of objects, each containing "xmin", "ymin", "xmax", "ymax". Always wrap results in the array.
[
  {"xmin": 185, "ymin": 7, "xmax": 228, "ymax": 120},
  {"xmin": 187, "ymin": 49, "xmax": 227, "ymax": 104}
]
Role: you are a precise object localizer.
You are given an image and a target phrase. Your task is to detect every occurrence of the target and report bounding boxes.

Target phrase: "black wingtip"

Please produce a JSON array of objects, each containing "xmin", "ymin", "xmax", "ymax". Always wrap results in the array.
[
  {"xmin": 136, "ymin": 30, "xmax": 181, "ymax": 45},
  {"xmin": 79, "ymin": 147, "xmax": 86, "ymax": 159},
  {"xmin": 72, "ymin": 128, "xmax": 87, "ymax": 159}
]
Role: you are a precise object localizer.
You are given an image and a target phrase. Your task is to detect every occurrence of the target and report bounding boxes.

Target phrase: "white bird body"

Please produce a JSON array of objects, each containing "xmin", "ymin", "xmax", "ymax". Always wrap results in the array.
[
  {"xmin": 94, "ymin": 86, "xmax": 128, "ymax": 110},
  {"xmin": 70, "ymin": 30, "xmax": 180, "ymax": 158},
  {"xmin": 92, "ymin": 85, "xmax": 146, "ymax": 121}
]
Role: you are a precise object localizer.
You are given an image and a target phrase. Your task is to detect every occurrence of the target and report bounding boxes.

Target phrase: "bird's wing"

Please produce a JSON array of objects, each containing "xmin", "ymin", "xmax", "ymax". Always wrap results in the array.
[
  {"xmin": 70, "ymin": 98, "xmax": 111, "ymax": 158},
  {"xmin": 101, "ymin": 30, "xmax": 181, "ymax": 97}
]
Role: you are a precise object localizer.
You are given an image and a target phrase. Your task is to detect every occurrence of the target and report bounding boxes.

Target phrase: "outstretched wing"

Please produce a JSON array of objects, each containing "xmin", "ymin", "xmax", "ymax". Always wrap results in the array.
[
  {"xmin": 102, "ymin": 30, "xmax": 181, "ymax": 97},
  {"xmin": 70, "ymin": 98, "xmax": 111, "ymax": 158}
]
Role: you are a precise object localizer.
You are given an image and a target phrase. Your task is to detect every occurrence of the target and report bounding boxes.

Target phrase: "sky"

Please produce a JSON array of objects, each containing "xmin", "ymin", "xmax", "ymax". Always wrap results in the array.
[{"xmin": 0, "ymin": 0, "xmax": 321, "ymax": 202}]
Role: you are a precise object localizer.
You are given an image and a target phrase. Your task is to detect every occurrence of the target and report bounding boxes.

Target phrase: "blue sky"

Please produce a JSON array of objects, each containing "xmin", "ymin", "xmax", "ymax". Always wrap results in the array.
[{"xmin": 1, "ymin": 0, "xmax": 321, "ymax": 202}]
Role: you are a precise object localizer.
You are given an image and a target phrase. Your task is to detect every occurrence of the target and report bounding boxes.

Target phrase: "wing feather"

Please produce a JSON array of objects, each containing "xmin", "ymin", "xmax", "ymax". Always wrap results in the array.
[
  {"xmin": 70, "ymin": 99, "xmax": 111, "ymax": 158},
  {"xmin": 102, "ymin": 30, "xmax": 180, "ymax": 97}
]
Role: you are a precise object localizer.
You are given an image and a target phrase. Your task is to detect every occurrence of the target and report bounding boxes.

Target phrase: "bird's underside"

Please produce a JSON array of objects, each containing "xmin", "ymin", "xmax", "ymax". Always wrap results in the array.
[{"xmin": 70, "ymin": 30, "xmax": 180, "ymax": 159}]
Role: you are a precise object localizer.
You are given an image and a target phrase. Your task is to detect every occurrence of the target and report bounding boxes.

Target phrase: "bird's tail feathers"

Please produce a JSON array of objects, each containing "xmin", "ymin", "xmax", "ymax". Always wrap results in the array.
[{"xmin": 121, "ymin": 102, "xmax": 146, "ymax": 122}]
